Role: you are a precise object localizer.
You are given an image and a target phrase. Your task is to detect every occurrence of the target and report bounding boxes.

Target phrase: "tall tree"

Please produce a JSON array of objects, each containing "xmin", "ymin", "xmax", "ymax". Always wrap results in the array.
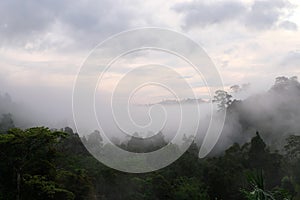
[
  {"xmin": 0, "ymin": 127, "xmax": 73, "ymax": 200},
  {"xmin": 213, "ymin": 90, "xmax": 233, "ymax": 110}
]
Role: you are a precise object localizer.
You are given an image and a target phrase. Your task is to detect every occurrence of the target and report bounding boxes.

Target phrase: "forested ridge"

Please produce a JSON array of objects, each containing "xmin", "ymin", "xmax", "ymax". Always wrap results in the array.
[{"xmin": 1, "ymin": 76, "xmax": 300, "ymax": 200}]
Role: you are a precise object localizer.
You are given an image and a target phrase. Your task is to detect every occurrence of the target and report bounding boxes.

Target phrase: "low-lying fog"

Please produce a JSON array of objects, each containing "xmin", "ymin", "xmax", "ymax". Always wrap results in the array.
[{"xmin": 1, "ymin": 76, "xmax": 300, "ymax": 153}]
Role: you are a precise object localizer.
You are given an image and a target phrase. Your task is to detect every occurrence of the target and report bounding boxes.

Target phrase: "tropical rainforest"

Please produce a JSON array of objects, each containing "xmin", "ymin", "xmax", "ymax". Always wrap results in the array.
[{"xmin": 1, "ymin": 76, "xmax": 300, "ymax": 200}]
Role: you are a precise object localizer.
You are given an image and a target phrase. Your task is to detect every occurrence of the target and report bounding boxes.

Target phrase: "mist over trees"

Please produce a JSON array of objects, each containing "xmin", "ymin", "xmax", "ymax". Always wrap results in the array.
[
  {"xmin": 210, "ymin": 76, "xmax": 300, "ymax": 153},
  {"xmin": 1, "ymin": 76, "xmax": 300, "ymax": 199},
  {"xmin": 0, "ymin": 92, "xmax": 36, "ymax": 129}
]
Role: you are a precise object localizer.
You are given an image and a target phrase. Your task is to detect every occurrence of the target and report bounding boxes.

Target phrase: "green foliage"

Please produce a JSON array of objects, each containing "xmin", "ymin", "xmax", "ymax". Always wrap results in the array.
[
  {"xmin": 0, "ymin": 125, "xmax": 299, "ymax": 200},
  {"xmin": 173, "ymin": 177, "xmax": 209, "ymax": 200},
  {"xmin": 22, "ymin": 175, "xmax": 75, "ymax": 200},
  {"xmin": 272, "ymin": 187, "xmax": 292, "ymax": 200},
  {"xmin": 242, "ymin": 170, "xmax": 275, "ymax": 200},
  {"xmin": 0, "ymin": 127, "xmax": 70, "ymax": 200},
  {"xmin": 241, "ymin": 170, "xmax": 293, "ymax": 200},
  {"xmin": 55, "ymin": 169, "xmax": 94, "ymax": 200}
]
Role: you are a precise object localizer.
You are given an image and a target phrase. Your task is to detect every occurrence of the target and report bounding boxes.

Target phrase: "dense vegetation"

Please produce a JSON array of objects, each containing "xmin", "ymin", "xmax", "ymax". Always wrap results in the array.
[
  {"xmin": 0, "ymin": 76, "xmax": 300, "ymax": 200},
  {"xmin": 1, "ymin": 125, "xmax": 300, "ymax": 200}
]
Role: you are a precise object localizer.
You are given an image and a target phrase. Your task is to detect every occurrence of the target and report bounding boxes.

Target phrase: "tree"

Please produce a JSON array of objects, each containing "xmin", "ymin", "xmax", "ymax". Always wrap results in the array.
[
  {"xmin": 248, "ymin": 132, "xmax": 267, "ymax": 167},
  {"xmin": 84, "ymin": 130, "xmax": 103, "ymax": 155},
  {"xmin": 0, "ymin": 113, "xmax": 15, "ymax": 133},
  {"xmin": 213, "ymin": 90, "xmax": 233, "ymax": 110},
  {"xmin": 248, "ymin": 132, "xmax": 283, "ymax": 189},
  {"xmin": 272, "ymin": 76, "xmax": 300, "ymax": 91},
  {"xmin": 284, "ymin": 135, "xmax": 300, "ymax": 198},
  {"xmin": 173, "ymin": 177, "xmax": 209, "ymax": 200},
  {"xmin": 285, "ymin": 135, "xmax": 300, "ymax": 161},
  {"xmin": 230, "ymin": 85, "xmax": 241, "ymax": 93},
  {"xmin": 126, "ymin": 131, "xmax": 167, "ymax": 153},
  {"xmin": 0, "ymin": 127, "xmax": 71, "ymax": 200},
  {"xmin": 22, "ymin": 175, "xmax": 74, "ymax": 200}
]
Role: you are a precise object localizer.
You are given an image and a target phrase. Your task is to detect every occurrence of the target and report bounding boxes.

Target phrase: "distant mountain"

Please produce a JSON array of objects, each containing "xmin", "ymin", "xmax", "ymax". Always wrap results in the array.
[{"xmin": 140, "ymin": 98, "xmax": 207, "ymax": 106}]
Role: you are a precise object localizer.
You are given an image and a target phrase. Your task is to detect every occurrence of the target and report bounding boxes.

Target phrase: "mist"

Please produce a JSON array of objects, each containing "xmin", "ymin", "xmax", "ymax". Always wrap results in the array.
[
  {"xmin": 212, "ymin": 76, "xmax": 300, "ymax": 153},
  {"xmin": 1, "ymin": 75, "xmax": 300, "ymax": 155}
]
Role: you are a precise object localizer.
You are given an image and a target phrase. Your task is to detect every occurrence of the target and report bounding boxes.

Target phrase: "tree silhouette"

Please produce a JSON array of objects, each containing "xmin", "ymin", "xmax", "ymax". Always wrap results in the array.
[{"xmin": 213, "ymin": 90, "xmax": 233, "ymax": 110}]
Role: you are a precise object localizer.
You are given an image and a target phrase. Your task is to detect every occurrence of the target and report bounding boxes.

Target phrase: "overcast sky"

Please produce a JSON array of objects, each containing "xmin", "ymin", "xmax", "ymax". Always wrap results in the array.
[{"xmin": 0, "ymin": 0, "xmax": 299, "ymax": 126}]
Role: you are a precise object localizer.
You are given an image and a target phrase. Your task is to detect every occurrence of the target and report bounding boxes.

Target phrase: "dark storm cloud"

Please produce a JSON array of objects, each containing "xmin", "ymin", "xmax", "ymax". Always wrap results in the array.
[
  {"xmin": 173, "ymin": 0, "xmax": 295, "ymax": 30},
  {"xmin": 0, "ymin": 0, "xmax": 136, "ymax": 49}
]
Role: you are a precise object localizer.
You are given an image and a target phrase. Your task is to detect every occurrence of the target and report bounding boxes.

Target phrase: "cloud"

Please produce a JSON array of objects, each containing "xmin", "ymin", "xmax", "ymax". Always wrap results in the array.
[
  {"xmin": 0, "ymin": 0, "xmax": 297, "ymax": 52},
  {"xmin": 0, "ymin": 0, "xmax": 139, "ymax": 50},
  {"xmin": 173, "ymin": 0, "xmax": 295, "ymax": 30},
  {"xmin": 59, "ymin": 0, "xmax": 137, "ymax": 48},
  {"xmin": 173, "ymin": 1, "xmax": 246, "ymax": 28},
  {"xmin": 0, "ymin": 0, "xmax": 65, "ymax": 46},
  {"xmin": 279, "ymin": 20, "xmax": 298, "ymax": 30},
  {"xmin": 244, "ymin": 0, "xmax": 289, "ymax": 29},
  {"xmin": 280, "ymin": 50, "xmax": 300, "ymax": 68},
  {"xmin": 0, "ymin": 0, "xmax": 299, "ymax": 129}
]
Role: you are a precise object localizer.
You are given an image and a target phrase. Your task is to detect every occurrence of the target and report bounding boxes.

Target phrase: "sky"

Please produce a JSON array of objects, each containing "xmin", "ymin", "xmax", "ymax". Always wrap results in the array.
[{"xmin": 0, "ymin": 0, "xmax": 299, "ymax": 126}]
